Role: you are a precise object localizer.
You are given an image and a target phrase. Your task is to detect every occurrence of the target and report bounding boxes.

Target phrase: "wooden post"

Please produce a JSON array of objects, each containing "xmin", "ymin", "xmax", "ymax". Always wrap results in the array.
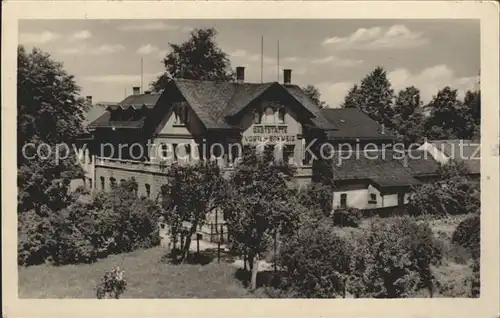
[
  {"xmin": 196, "ymin": 233, "xmax": 200, "ymax": 255},
  {"xmin": 217, "ymin": 230, "xmax": 221, "ymax": 264},
  {"xmin": 210, "ymin": 223, "xmax": 214, "ymax": 243},
  {"xmin": 273, "ymin": 230, "xmax": 278, "ymax": 272},
  {"xmin": 220, "ymin": 223, "xmax": 224, "ymax": 244}
]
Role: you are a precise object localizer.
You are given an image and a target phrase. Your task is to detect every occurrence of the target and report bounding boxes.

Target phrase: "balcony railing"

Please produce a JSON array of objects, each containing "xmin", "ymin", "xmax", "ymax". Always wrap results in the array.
[{"xmin": 94, "ymin": 156, "xmax": 313, "ymax": 176}]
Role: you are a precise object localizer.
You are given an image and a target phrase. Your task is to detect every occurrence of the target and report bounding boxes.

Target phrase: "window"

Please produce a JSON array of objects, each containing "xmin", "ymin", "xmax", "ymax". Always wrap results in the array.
[
  {"xmin": 171, "ymin": 144, "xmax": 178, "ymax": 161},
  {"xmin": 100, "ymin": 176, "xmax": 105, "ymax": 190},
  {"xmin": 253, "ymin": 109, "xmax": 261, "ymax": 124},
  {"xmin": 198, "ymin": 143, "xmax": 205, "ymax": 161},
  {"xmin": 173, "ymin": 104, "xmax": 188, "ymax": 125},
  {"xmin": 89, "ymin": 178, "xmax": 92, "ymax": 189},
  {"xmin": 120, "ymin": 179, "xmax": 126, "ymax": 185},
  {"xmin": 263, "ymin": 107, "xmax": 275, "ymax": 124},
  {"xmin": 161, "ymin": 143, "xmax": 168, "ymax": 159},
  {"xmin": 173, "ymin": 105, "xmax": 181, "ymax": 124},
  {"xmin": 369, "ymin": 193, "xmax": 377, "ymax": 204},
  {"xmin": 278, "ymin": 107, "xmax": 286, "ymax": 124},
  {"xmin": 185, "ymin": 143, "xmax": 191, "ymax": 161},
  {"xmin": 145, "ymin": 184, "xmax": 151, "ymax": 198},
  {"xmin": 283, "ymin": 145, "xmax": 295, "ymax": 165},
  {"xmin": 110, "ymin": 177, "xmax": 116, "ymax": 188},
  {"xmin": 340, "ymin": 193, "xmax": 347, "ymax": 209}
]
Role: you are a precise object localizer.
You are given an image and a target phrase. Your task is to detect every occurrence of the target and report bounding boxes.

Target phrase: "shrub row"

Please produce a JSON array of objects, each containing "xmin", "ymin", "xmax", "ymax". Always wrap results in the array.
[
  {"xmin": 278, "ymin": 216, "xmax": 443, "ymax": 298},
  {"xmin": 18, "ymin": 180, "xmax": 161, "ymax": 266}
]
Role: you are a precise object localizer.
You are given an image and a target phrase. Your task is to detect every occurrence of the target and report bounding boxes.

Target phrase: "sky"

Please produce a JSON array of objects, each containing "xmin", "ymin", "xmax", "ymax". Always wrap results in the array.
[{"xmin": 19, "ymin": 19, "xmax": 480, "ymax": 120}]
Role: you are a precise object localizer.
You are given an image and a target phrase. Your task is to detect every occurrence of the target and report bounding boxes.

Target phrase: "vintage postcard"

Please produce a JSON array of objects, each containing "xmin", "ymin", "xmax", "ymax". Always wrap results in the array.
[{"xmin": 2, "ymin": 1, "xmax": 499, "ymax": 318}]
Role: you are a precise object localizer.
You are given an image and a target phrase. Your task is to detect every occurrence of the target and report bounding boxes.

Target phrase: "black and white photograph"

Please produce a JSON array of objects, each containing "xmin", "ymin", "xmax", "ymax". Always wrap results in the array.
[{"xmin": 2, "ymin": 1, "xmax": 499, "ymax": 317}]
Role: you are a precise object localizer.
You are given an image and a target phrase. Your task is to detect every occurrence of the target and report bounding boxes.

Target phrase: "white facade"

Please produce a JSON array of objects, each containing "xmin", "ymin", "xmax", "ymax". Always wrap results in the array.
[{"xmin": 332, "ymin": 183, "xmax": 410, "ymax": 211}]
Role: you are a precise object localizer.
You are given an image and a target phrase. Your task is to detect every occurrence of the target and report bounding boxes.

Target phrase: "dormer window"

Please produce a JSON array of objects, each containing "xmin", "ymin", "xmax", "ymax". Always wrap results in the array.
[
  {"xmin": 278, "ymin": 106, "xmax": 286, "ymax": 124},
  {"xmin": 173, "ymin": 103, "xmax": 188, "ymax": 125},
  {"xmin": 263, "ymin": 106, "xmax": 275, "ymax": 124},
  {"xmin": 253, "ymin": 109, "xmax": 261, "ymax": 124}
]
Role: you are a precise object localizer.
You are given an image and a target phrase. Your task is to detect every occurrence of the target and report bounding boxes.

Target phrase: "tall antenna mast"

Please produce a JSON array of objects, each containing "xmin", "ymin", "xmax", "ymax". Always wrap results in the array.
[
  {"xmin": 260, "ymin": 36, "xmax": 264, "ymax": 83},
  {"xmin": 140, "ymin": 57, "xmax": 144, "ymax": 94},
  {"xmin": 277, "ymin": 41, "xmax": 280, "ymax": 82}
]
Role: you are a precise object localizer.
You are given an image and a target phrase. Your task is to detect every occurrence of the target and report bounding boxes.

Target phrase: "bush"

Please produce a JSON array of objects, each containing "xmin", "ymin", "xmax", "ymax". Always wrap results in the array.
[
  {"xmin": 18, "ymin": 208, "xmax": 53, "ymax": 266},
  {"xmin": 332, "ymin": 208, "xmax": 361, "ymax": 228},
  {"xmin": 278, "ymin": 218, "xmax": 351, "ymax": 298},
  {"xmin": 18, "ymin": 178, "xmax": 161, "ymax": 266},
  {"xmin": 407, "ymin": 177, "xmax": 480, "ymax": 217},
  {"xmin": 347, "ymin": 217, "xmax": 442, "ymax": 298},
  {"xmin": 96, "ymin": 266, "xmax": 127, "ymax": 299},
  {"xmin": 452, "ymin": 214, "xmax": 480, "ymax": 260},
  {"xmin": 297, "ymin": 182, "xmax": 334, "ymax": 217}
]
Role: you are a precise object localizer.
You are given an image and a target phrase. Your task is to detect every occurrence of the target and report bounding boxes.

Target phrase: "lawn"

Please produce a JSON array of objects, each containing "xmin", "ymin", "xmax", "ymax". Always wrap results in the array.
[
  {"xmin": 18, "ymin": 246, "xmax": 260, "ymax": 298},
  {"xmin": 18, "ymin": 215, "xmax": 475, "ymax": 298}
]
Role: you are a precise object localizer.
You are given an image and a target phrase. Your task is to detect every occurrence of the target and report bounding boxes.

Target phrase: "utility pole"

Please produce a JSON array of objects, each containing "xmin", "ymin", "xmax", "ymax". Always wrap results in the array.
[
  {"xmin": 140, "ymin": 57, "xmax": 144, "ymax": 94},
  {"xmin": 276, "ymin": 41, "xmax": 280, "ymax": 82}
]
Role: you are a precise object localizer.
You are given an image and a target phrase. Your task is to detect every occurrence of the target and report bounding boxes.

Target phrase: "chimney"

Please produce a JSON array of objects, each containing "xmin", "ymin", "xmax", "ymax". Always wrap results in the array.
[
  {"xmin": 236, "ymin": 66, "xmax": 245, "ymax": 84},
  {"xmin": 283, "ymin": 69, "xmax": 292, "ymax": 85},
  {"xmin": 132, "ymin": 86, "xmax": 140, "ymax": 95},
  {"xmin": 85, "ymin": 96, "xmax": 92, "ymax": 105}
]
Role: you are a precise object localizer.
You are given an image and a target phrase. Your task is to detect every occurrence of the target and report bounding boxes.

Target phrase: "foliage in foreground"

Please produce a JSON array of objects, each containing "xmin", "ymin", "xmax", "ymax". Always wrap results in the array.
[
  {"xmin": 278, "ymin": 217, "xmax": 351, "ymax": 298},
  {"xmin": 452, "ymin": 214, "xmax": 480, "ymax": 297},
  {"xmin": 96, "ymin": 266, "xmax": 127, "ymax": 299},
  {"xmin": 225, "ymin": 148, "xmax": 300, "ymax": 290},
  {"xmin": 18, "ymin": 178, "xmax": 161, "ymax": 266},
  {"xmin": 406, "ymin": 173, "xmax": 479, "ymax": 217},
  {"xmin": 160, "ymin": 161, "xmax": 226, "ymax": 262},
  {"xmin": 347, "ymin": 217, "xmax": 442, "ymax": 298},
  {"xmin": 332, "ymin": 208, "xmax": 361, "ymax": 228},
  {"xmin": 452, "ymin": 214, "xmax": 480, "ymax": 260}
]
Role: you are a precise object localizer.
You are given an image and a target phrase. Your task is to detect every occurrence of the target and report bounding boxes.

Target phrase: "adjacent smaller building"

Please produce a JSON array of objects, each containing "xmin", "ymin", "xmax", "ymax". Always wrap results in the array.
[{"xmin": 327, "ymin": 150, "xmax": 441, "ymax": 213}]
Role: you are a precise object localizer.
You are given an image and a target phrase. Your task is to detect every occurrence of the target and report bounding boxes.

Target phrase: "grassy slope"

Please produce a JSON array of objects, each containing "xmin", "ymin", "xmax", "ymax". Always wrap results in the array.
[{"xmin": 18, "ymin": 247, "xmax": 256, "ymax": 298}]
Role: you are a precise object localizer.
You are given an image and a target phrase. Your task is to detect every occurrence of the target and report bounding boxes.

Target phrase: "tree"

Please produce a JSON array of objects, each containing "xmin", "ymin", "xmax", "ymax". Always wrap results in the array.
[
  {"xmin": 340, "ymin": 84, "xmax": 360, "ymax": 109},
  {"xmin": 302, "ymin": 85, "xmax": 327, "ymax": 108},
  {"xmin": 160, "ymin": 161, "xmax": 226, "ymax": 262},
  {"xmin": 17, "ymin": 46, "xmax": 86, "ymax": 214},
  {"xmin": 278, "ymin": 218, "xmax": 351, "ymax": 298},
  {"xmin": 340, "ymin": 67, "xmax": 395, "ymax": 128},
  {"xmin": 406, "ymin": 164, "xmax": 479, "ymax": 217},
  {"xmin": 424, "ymin": 87, "xmax": 467, "ymax": 140},
  {"xmin": 18, "ymin": 142, "xmax": 82, "ymax": 215},
  {"xmin": 462, "ymin": 90, "xmax": 481, "ymax": 140},
  {"xmin": 152, "ymin": 28, "xmax": 234, "ymax": 91},
  {"xmin": 347, "ymin": 217, "xmax": 442, "ymax": 298},
  {"xmin": 224, "ymin": 147, "xmax": 299, "ymax": 290},
  {"xmin": 17, "ymin": 46, "xmax": 87, "ymax": 153},
  {"xmin": 392, "ymin": 86, "xmax": 425, "ymax": 145}
]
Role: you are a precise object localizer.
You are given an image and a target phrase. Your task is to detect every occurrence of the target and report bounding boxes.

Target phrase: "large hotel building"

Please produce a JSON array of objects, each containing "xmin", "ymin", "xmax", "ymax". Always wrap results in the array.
[{"xmin": 78, "ymin": 67, "xmax": 463, "ymax": 218}]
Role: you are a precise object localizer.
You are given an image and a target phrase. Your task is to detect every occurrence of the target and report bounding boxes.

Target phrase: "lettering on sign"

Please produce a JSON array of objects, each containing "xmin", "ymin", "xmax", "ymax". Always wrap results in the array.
[
  {"xmin": 245, "ymin": 125, "xmax": 296, "ymax": 144},
  {"xmin": 244, "ymin": 135, "xmax": 296, "ymax": 144},
  {"xmin": 253, "ymin": 125, "xmax": 288, "ymax": 134}
]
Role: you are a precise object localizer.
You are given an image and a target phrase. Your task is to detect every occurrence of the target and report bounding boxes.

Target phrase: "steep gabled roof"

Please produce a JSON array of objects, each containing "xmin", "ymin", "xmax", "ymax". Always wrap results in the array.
[
  {"xmin": 331, "ymin": 150, "xmax": 422, "ymax": 188},
  {"xmin": 107, "ymin": 93, "xmax": 161, "ymax": 110},
  {"xmin": 283, "ymin": 85, "xmax": 334, "ymax": 130},
  {"xmin": 87, "ymin": 111, "xmax": 147, "ymax": 129},
  {"xmin": 320, "ymin": 108, "xmax": 397, "ymax": 140},
  {"xmin": 172, "ymin": 79, "xmax": 334, "ymax": 130},
  {"xmin": 401, "ymin": 150, "xmax": 441, "ymax": 177},
  {"xmin": 173, "ymin": 79, "xmax": 237, "ymax": 129},
  {"xmin": 224, "ymin": 82, "xmax": 275, "ymax": 117}
]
